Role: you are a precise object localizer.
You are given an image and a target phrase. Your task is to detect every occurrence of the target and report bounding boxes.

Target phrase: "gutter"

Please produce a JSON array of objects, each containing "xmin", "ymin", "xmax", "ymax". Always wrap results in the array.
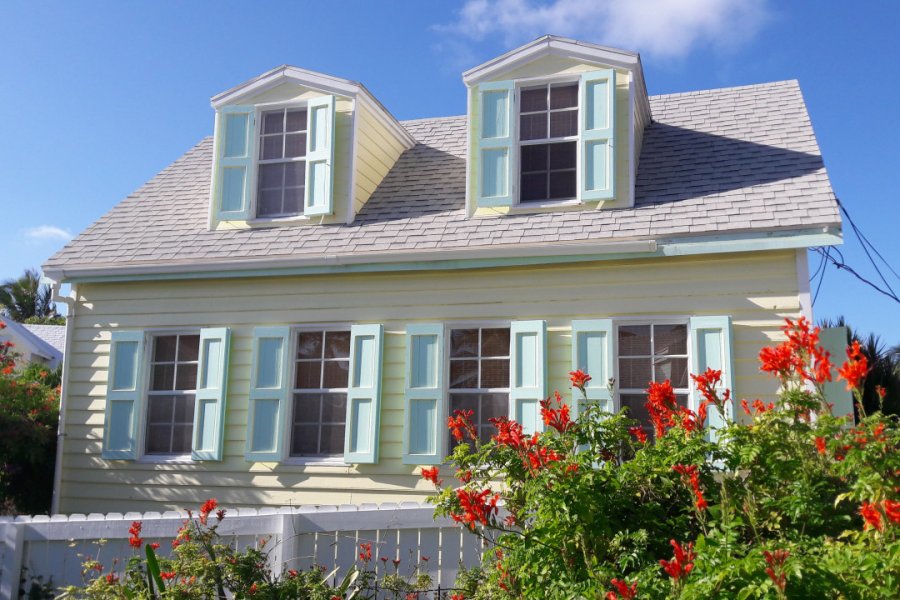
[{"xmin": 49, "ymin": 281, "xmax": 76, "ymax": 515}]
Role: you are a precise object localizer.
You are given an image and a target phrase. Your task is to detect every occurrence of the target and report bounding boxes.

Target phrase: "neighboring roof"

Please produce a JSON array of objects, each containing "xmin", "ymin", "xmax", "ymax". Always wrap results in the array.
[
  {"xmin": 44, "ymin": 79, "xmax": 840, "ymax": 280},
  {"xmin": 0, "ymin": 317, "xmax": 63, "ymax": 362},
  {"xmin": 23, "ymin": 324, "xmax": 67, "ymax": 355}
]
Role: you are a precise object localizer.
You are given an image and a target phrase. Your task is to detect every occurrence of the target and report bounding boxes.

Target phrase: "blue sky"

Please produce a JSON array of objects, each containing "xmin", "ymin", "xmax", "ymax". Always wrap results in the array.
[{"xmin": 1, "ymin": 1, "xmax": 897, "ymax": 343}]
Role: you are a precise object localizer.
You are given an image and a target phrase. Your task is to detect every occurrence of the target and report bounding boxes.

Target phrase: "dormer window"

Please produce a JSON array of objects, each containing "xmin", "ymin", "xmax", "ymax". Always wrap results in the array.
[
  {"xmin": 519, "ymin": 83, "xmax": 578, "ymax": 203},
  {"xmin": 257, "ymin": 108, "xmax": 308, "ymax": 218}
]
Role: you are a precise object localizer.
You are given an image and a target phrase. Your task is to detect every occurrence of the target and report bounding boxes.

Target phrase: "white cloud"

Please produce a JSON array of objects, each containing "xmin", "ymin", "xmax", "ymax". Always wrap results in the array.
[
  {"xmin": 23, "ymin": 225, "xmax": 73, "ymax": 243},
  {"xmin": 439, "ymin": 0, "xmax": 770, "ymax": 59}
]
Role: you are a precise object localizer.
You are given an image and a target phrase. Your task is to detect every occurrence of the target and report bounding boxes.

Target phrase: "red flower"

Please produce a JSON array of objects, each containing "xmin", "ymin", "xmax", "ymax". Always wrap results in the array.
[
  {"xmin": 128, "ymin": 520, "xmax": 143, "ymax": 548},
  {"xmin": 199, "ymin": 498, "xmax": 218, "ymax": 526},
  {"xmin": 451, "ymin": 595, "xmax": 466, "ymax": 600},
  {"xmin": 883, "ymin": 499, "xmax": 900, "ymax": 525},
  {"xmin": 646, "ymin": 380, "xmax": 678, "ymax": 438},
  {"xmin": 216, "ymin": 508, "xmax": 226, "ymax": 521},
  {"xmin": 763, "ymin": 549, "xmax": 789, "ymax": 592},
  {"xmin": 448, "ymin": 409, "xmax": 476, "ymax": 442},
  {"xmin": 569, "ymin": 369, "xmax": 592, "ymax": 394},
  {"xmin": 456, "ymin": 469, "xmax": 473, "ymax": 483},
  {"xmin": 759, "ymin": 318, "xmax": 833, "ymax": 385},
  {"xmin": 160, "ymin": 571, "xmax": 176, "ymax": 580},
  {"xmin": 815, "ymin": 437, "xmax": 827, "ymax": 455},
  {"xmin": 540, "ymin": 391, "xmax": 574, "ymax": 433},
  {"xmin": 421, "ymin": 466, "xmax": 443, "ymax": 486},
  {"xmin": 838, "ymin": 340, "xmax": 869, "ymax": 391},
  {"xmin": 876, "ymin": 385, "xmax": 887, "ymax": 400},
  {"xmin": 248, "ymin": 583, "xmax": 258, "ymax": 595},
  {"xmin": 490, "ymin": 416, "xmax": 526, "ymax": 449},
  {"xmin": 659, "ymin": 539, "xmax": 695, "ymax": 581},
  {"xmin": 149, "ymin": 542, "xmax": 160, "ymax": 550},
  {"xmin": 672, "ymin": 464, "xmax": 708, "ymax": 512},
  {"xmin": 628, "ymin": 426, "xmax": 648, "ymax": 444},
  {"xmin": 451, "ymin": 488, "xmax": 500, "ymax": 530},
  {"xmin": 358, "ymin": 542, "xmax": 372, "ymax": 563},
  {"xmin": 606, "ymin": 578, "xmax": 638, "ymax": 600},
  {"xmin": 288, "ymin": 569, "xmax": 299, "ymax": 578},
  {"xmin": 105, "ymin": 573, "xmax": 119, "ymax": 585},
  {"xmin": 860, "ymin": 502, "xmax": 884, "ymax": 532},
  {"xmin": 392, "ymin": 558, "xmax": 401, "ymax": 567}
]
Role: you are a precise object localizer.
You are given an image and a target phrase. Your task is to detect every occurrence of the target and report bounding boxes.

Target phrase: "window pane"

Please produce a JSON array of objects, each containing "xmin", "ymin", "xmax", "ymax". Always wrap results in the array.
[
  {"xmin": 262, "ymin": 110, "xmax": 284, "ymax": 134},
  {"xmin": 258, "ymin": 163, "xmax": 284, "ymax": 189},
  {"xmin": 320, "ymin": 424, "xmax": 345, "ymax": 455},
  {"xmin": 549, "ymin": 110, "xmax": 577, "ymax": 137},
  {"xmin": 172, "ymin": 425, "xmax": 193, "ymax": 454},
  {"xmin": 154, "ymin": 336, "xmax": 177, "ymax": 362},
  {"xmin": 148, "ymin": 395, "xmax": 174, "ymax": 423},
  {"xmin": 284, "ymin": 161, "xmax": 305, "ymax": 188},
  {"xmin": 295, "ymin": 361, "xmax": 321, "ymax": 389},
  {"xmin": 655, "ymin": 324, "xmax": 688, "ymax": 356},
  {"xmin": 450, "ymin": 360, "xmax": 478, "ymax": 388},
  {"xmin": 282, "ymin": 187, "xmax": 302, "ymax": 215},
  {"xmin": 521, "ymin": 172, "xmax": 548, "ymax": 202},
  {"xmin": 324, "ymin": 331, "xmax": 351, "ymax": 359},
  {"xmin": 297, "ymin": 331, "xmax": 323, "ymax": 359},
  {"xmin": 519, "ymin": 113, "xmax": 547, "ymax": 141},
  {"xmin": 174, "ymin": 364, "xmax": 198, "ymax": 391},
  {"xmin": 550, "ymin": 84, "xmax": 578, "ymax": 109},
  {"xmin": 520, "ymin": 143, "xmax": 548, "ymax": 172},
  {"xmin": 481, "ymin": 359, "xmax": 509, "ymax": 388},
  {"xmin": 520, "ymin": 87, "xmax": 547, "ymax": 112},
  {"xmin": 291, "ymin": 424, "xmax": 318, "ymax": 455},
  {"xmin": 151, "ymin": 364, "xmax": 175, "ymax": 391},
  {"xmin": 481, "ymin": 328, "xmax": 510, "ymax": 357},
  {"xmin": 549, "ymin": 141, "xmax": 576, "ymax": 170},
  {"xmin": 257, "ymin": 189, "xmax": 282, "ymax": 217},
  {"xmin": 548, "ymin": 171, "xmax": 576, "ymax": 200},
  {"xmin": 173, "ymin": 395, "xmax": 194, "ymax": 422},
  {"xmin": 619, "ymin": 325, "xmax": 651, "ymax": 355},
  {"xmin": 450, "ymin": 393, "xmax": 478, "ymax": 417},
  {"xmin": 260, "ymin": 135, "xmax": 283, "ymax": 160},
  {"xmin": 323, "ymin": 360, "xmax": 349, "ymax": 388},
  {"xmin": 177, "ymin": 335, "xmax": 200, "ymax": 362},
  {"xmin": 654, "ymin": 357, "xmax": 688, "ymax": 388},
  {"xmin": 146, "ymin": 425, "xmax": 171, "ymax": 454},
  {"xmin": 293, "ymin": 394, "xmax": 320, "ymax": 424},
  {"xmin": 620, "ymin": 393, "xmax": 651, "ymax": 435},
  {"xmin": 481, "ymin": 393, "xmax": 508, "ymax": 421},
  {"xmin": 619, "ymin": 357, "xmax": 651, "ymax": 389},
  {"xmin": 284, "ymin": 133, "xmax": 306, "ymax": 158},
  {"xmin": 450, "ymin": 329, "xmax": 478, "ymax": 358},
  {"xmin": 285, "ymin": 109, "xmax": 307, "ymax": 132},
  {"xmin": 321, "ymin": 393, "xmax": 347, "ymax": 422}
]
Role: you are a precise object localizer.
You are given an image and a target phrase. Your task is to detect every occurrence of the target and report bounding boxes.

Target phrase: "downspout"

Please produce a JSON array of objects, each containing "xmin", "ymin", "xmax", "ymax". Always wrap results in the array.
[{"xmin": 50, "ymin": 281, "xmax": 77, "ymax": 515}]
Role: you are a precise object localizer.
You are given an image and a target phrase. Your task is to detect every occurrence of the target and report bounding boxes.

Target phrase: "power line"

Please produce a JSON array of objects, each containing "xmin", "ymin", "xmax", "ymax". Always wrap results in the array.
[
  {"xmin": 836, "ymin": 197, "xmax": 899, "ymax": 292},
  {"xmin": 812, "ymin": 246, "xmax": 829, "ymax": 306},
  {"xmin": 811, "ymin": 246, "xmax": 900, "ymax": 305}
]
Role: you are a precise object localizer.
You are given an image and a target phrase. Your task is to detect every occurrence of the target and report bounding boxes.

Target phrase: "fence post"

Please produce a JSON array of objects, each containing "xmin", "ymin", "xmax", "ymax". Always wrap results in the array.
[{"xmin": 0, "ymin": 519, "xmax": 25, "ymax": 600}]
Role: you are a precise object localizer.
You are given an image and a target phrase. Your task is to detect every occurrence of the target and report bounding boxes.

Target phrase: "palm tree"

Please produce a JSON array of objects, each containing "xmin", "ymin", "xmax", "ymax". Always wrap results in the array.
[
  {"xmin": 819, "ymin": 316, "xmax": 900, "ymax": 416},
  {"xmin": 0, "ymin": 269, "xmax": 59, "ymax": 322}
]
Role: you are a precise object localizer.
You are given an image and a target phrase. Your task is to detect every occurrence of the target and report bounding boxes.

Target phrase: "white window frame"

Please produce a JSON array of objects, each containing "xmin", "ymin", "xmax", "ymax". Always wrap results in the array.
[
  {"xmin": 137, "ymin": 328, "xmax": 201, "ymax": 464},
  {"xmin": 444, "ymin": 321, "xmax": 512, "ymax": 454},
  {"xmin": 513, "ymin": 74, "xmax": 582, "ymax": 209},
  {"xmin": 613, "ymin": 318, "xmax": 694, "ymax": 418},
  {"xmin": 249, "ymin": 100, "xmax": 312, "ymax": 224},
  {"xmin": 283, "ymin": 325, "xmax": 352, "ymax": 466}
]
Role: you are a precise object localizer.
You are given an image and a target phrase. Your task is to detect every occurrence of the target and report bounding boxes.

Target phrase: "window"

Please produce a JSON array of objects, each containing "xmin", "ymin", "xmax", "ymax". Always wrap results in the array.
[
  {"xmin": 617, "ymin": 323, "xmax": 689, "ymax": 438},
  {"xmin": 518, "ymin": 83, "xmax": 578, "ymax": 203},
  {"xmin": 257, "ymin": 107, "xmax": 308, "ymax": 218},
  {"xmin": 448, "ymin": 327, "xmax": 510, "ymax": 450},
  {"xmin": 290, "ymin": 329, "xmax": 351, "ymax": 458},
  {"xmin": 146, "ymin": 333, "xmax": 200, "ymax": 455}
]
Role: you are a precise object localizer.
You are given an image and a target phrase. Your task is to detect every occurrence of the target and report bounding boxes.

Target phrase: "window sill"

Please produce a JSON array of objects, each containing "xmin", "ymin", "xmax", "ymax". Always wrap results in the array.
[
  {"xmin": 282, "ymin": 457, "xmax": 349, "ymax": 467},
  {"xmin": 138, "ymin": 454, "xmax": 194, "ymax": 465},
  {"xmin": 248, "ymin": 215, "xmax": 310, "ymax": 228},
  {"xmin": 514, "ymin": 198, "xmax": 582, "ymax": 210}
]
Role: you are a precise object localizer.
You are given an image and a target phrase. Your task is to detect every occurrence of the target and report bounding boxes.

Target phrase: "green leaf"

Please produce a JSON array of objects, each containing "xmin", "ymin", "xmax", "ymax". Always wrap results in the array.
[{"xmin": 145, "ymin": 543, "xmax": 165, "ymax": 596}]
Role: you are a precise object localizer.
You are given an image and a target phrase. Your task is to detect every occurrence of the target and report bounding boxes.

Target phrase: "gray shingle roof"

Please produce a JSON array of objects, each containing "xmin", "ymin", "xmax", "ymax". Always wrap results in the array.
[
  {"xmin": 44, "ymin": 79, "xmax": 839, "ymax": 274},
  {"xmin": 22, "ymin": 324, "xmax": 67, "ymax": 355}
]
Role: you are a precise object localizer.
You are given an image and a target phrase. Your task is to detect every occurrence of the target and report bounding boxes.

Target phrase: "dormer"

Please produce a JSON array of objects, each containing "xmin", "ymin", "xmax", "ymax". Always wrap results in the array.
[
  {"xmin": 208, "ymin": 66, "xmax": 415, "ymax": 230},
  {"xmin": 463, "ymin": 36, "xmax": 651, "ymax": 215}
]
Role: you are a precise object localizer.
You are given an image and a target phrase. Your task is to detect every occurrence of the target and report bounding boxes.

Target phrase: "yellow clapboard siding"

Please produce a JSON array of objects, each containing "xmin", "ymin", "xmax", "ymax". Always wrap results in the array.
[
  {"xmin": 353, "ymin": 101, "xmax": 407, "ymax": 216},
  {"xmin": 58, "ymin": 250, "xmax": 801, "ymax": 513}
]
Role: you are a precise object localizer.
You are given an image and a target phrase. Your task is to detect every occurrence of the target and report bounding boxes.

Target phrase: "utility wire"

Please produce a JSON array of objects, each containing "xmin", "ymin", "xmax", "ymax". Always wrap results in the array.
[
  {"xmin": 812, "ymin": 246, "xmax": 829, "ymax": 306},
  {"xmin": 811, "ymin": 246, "xmax": 900, "ymax": 304},
  {"xmin": 836, "ymin": 197, "xmax": 899, "ymax": 294}
]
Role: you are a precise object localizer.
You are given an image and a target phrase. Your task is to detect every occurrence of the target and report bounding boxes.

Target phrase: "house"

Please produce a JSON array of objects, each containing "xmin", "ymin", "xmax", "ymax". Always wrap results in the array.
[
  {"xmin": 0, "ymin": 317, "xmax": 65, "ymax": 369},
  {"xmin": 43, "ymin": 36, "xmax": 844, "ymax": 514}
]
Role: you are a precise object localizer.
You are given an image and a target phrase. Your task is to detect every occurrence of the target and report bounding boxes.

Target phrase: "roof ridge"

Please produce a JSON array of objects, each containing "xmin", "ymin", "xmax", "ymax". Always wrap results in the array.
[
  {"xmin": 400, "ymin": 115, "xmax": 466, "ymax": 125},
  {"xmin": 650, "ymin": 79, "xmax": 799, "ymax": 101}
]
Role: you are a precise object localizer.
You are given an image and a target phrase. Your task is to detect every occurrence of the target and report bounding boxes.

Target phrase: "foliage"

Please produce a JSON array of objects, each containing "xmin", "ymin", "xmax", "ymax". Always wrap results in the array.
[
  {"xmin": 0, "ymin": 321, "xmax": 60, "ymax": 515},
  {"xmin": 23, "ymin": 314, "xmax": 66, "ymax": 325},
  {"xmin": 0, "ymin": 268, "xmax": 59, "ymax": 322},
  {"xmin": 429, "ymin": 317, "xmax": 900, "ymax": 599},
  {"xmin": 63, "ymin": 499, "xmax": 442, "ymax": 599}
]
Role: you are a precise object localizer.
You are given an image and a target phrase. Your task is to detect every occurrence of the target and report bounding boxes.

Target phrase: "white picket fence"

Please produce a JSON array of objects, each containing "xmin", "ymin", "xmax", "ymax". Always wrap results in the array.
[{"xmin": 0, "ymin": 502, "xmax": 484, "ymax": 599}]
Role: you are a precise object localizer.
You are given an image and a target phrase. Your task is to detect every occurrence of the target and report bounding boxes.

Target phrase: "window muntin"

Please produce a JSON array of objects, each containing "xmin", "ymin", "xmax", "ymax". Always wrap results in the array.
[
  {"xmin": 518, "ymin": 83, "xmax": 578, "ymax": 203},
  {"xmin": 449, "ymin": 327, "xmax": 510, "ymax": 450},
  {"xmin": 617, "ymin": 323, "xmax": 689, "ymax": 438},
  {"xmin": 290, "ymin": 330, "xmax": 351, "ymax": 458},
  {"xmin": 257, "ymin": 107, "xmax": 308, "ymax": 218},
  {"xmin": 145, "ymin": 333, "xmax": 199, "ymax": 455}
]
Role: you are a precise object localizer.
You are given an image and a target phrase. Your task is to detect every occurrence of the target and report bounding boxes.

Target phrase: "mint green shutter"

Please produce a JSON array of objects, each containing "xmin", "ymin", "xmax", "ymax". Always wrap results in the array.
[
  {"xmin": 579, "ymin": 69, "xmax": 616, "ymax": 201},
  {"xmin": 245, "ymin": 327, "xmax": 290, "ymax": 462},
  {"xmin": 304, "ymin": 95, "xmax": 336, "ymax": 216},
  {"xmin": 403, "ymin": 324, "xmax": 444, "ymax": 465},
  {"xmin": 192, "ymin": 327, "xmax": 231, "ymax": 461},
  {"xmin": 213, "ymin": 105, "xmax": 254, "ymax": 220},
  {"xmin": 345, "ymin": 324, "xmax": 384, "ymax": 463},
  {"xmin": 689, "ymin": 316, "xmax": 734, "ymax": 441},
  {"xmin": 571, "ymin": 320, "xmax": 614, "ymax": 416},
  {"xmin": 510, "ymin": 320, "xmax": 547, "ymax": 434},
  {"xmin": 102, "ymin": 331, "xmax": 145, "ymax": 460},
  {"xmin": 820, "ymin": 326, "xmax": 855, "ymax": 422},
  {"xmin": 475, "ymin": 81, "xmax": 515, "ymax": 208}
]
